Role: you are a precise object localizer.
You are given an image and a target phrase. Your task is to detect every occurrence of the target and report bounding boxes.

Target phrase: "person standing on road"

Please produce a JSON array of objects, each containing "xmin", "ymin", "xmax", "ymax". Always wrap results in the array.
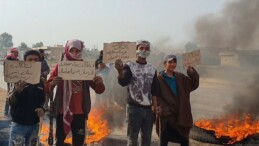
[
  {"xmin": 115, "ymin": 40, "xmax": 159, "ymax": 146},
  {"xmin": 155, "ymin": 54, "xmax": 199, "ymax": 146},
  {"xmin": 4, "ymin": 47, "xmax": 19, "ymax": 117},
  {"xmin": 8, "ymin": 50, "xmax": 46, "ymax": 146},
  {"xmin": 46, "ymin": 39, "xmax": 105, "ymax": 146}
]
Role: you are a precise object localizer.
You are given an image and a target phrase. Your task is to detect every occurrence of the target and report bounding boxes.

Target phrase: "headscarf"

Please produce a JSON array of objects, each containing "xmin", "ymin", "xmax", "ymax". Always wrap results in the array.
[
  {"xmin": 136, "ymin": 40, "xmax": 151, "ymax": 58},
  {"xmin": 6, "ymin": 48, "xmax": 19, "ymax": 60},
  {"xmin": 62, "ymin": 39, "xmax": 85, "ymax": 134},
  {"xmin": 64, "ymin": 39, "xmax": 84, "ymax": 61},
  {"xmin": 136, "ymin": 40, "xmax": 150, "ymax": 49}
]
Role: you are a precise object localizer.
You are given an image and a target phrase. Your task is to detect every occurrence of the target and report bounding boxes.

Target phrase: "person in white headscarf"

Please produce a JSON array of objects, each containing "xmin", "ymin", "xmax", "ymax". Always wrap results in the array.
[{"xmin": 46, "ymin": 39, "xmax": 105, "ymax": 146}]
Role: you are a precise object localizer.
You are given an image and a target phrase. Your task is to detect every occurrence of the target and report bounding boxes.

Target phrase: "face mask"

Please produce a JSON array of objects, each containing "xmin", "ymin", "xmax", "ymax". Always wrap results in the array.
[
  {"xmin": 69, "ymin": 52, "xmax": 82, "ymax": 60},
  {"xmin": 136, "ymin": 50, "xmax": 150, "ymax": 58}
]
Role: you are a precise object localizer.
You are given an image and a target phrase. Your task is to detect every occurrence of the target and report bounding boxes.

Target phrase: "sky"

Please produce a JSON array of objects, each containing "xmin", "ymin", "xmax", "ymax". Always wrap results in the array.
[{"xmin": 0, "ymin": 0, "xmax": 228, "ymax": 49}]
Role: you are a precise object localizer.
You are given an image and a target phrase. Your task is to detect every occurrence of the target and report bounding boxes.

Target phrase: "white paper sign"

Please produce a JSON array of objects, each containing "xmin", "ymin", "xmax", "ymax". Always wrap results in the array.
[
  {"xmin": 4, "ymin": 60, "xmax": 41, "ymax": 84},
  {"xmin": 103, "ymin": 42, "xmax": 136, "ymax": 63},
  {"xmin": 182, "ymin": 50, "xmax": 201, "ymax": 69},
  {"xmin": 58, "ymin": 61, "xmax": 95, "ymax": 80},
  {"xmin": 51, "ymin": 48, "xmax": 63, "ymax": 60}
]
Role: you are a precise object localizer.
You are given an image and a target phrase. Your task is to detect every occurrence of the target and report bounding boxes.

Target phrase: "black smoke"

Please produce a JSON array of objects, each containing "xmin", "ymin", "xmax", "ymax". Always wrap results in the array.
[
  {"xmin": 224, "ymin": 73, "xmax": 259, "ymax": 118},
  {"xmin": 194, "ymin": 0, "xmax": 259, "ymax": 51}
]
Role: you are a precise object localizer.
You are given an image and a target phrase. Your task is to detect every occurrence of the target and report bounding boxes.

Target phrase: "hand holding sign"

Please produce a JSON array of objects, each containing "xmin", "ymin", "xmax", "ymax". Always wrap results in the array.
[
  {"xmin": 93, "ymin": 76, "xmax": 103, "ymax": 86},
  {"xmin": 15, "ymin": 80, "xmax": 28, "ymax": 93},
  {"xmin": 115, "ymin": 59, "xmax": 124, "ymax": 72},
  {"xmin": 103, "ymin": 42, "xmax": 136, "ymax": 63},
  {"xmin": 187, "ymin": 66, "xmax": 194, "ymax": 74},
  {"xmin": 51, "ymin": 76, "xmax": 63, "ymax": 86},
  {"xmin": 182, "ymin": 50, "xmax": 201, "ymax": 69}
]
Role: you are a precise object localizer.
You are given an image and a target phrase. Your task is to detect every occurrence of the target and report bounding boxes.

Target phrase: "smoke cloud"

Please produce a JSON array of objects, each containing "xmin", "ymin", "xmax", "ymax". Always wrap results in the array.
[
  {"xmin": 224, "ymin": 73, "xmax": 259, "ymax": 118},
  {"xmin": 194, "ymin": 0, "xmax": 259, "ymax": 50}
]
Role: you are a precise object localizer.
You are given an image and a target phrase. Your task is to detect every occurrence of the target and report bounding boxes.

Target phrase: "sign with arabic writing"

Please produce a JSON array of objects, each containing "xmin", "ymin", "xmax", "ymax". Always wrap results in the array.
[
  {"xmin": 182, "ymin": 49, "xmax": 201, "ymax": 69},
  {"xmin": 58, "ymin": 61, "xmax": 95, "ymax": 80},
  {"xmin": 103, "ymin": 42, "xmax": 136, "ymax": 63},
  {"xmin": 4, "ymin": 60, "xmax": 41, "ymax": 84},
  {"xmin": 51, "ymin": 48, "xmax": 63, "ymax": 61}
]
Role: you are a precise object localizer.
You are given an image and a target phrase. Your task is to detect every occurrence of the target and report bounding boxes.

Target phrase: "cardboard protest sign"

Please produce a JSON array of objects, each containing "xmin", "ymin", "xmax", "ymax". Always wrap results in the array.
[
  {"xmin": 103, "ymin": 42, "xmax": 136, "ymax": 63},
  {"xmin": 4, "ymin": 60, "xmax": 41, "ymax": 84},
  {"xmin": 182, "ymin": 50, "xmax": 201, "ymax": 69},
  {"xmin": 51, "ymin": 48, "xmax": 63, "ymax": 60},
  {"xmin": 58, "ymin": 61, "xmax": 95, "ymax": 80}
]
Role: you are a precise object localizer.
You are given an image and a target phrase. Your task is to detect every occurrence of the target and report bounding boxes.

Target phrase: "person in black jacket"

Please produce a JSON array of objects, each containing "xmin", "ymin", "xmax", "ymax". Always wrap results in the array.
[
  {"xmin": 39, "ymin": 49, "xmax": 50, "ymax": 80},
  {"xmin": 8, "ymin": 50, "xmax": 46, "ymax": 146}
]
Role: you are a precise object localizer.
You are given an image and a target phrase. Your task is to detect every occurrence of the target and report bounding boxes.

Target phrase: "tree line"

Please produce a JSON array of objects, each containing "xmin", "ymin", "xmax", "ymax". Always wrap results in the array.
[{"xmin": 0, "ymin": 32, "xmax": 44, "ymax": 50}]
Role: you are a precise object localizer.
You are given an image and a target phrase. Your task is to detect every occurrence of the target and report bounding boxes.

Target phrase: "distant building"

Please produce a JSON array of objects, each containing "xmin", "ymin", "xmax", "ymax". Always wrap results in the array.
[
  {"xmin": 219, "ymin": 49, "xmax": 259, "ymax": 67},
  {"xmin": 219, "ymin": 50, "xmax": 240, "ymax": 67},
  {"xmin": 32, "ymin": 45, "xmax": 64, "ymax": 60}
]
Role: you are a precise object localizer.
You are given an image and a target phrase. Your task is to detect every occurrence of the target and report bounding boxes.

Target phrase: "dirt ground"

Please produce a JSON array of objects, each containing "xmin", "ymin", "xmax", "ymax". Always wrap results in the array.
[
  {"xmin": 1, "ymin": 73, "xmax": 251, "ymax": 146},
  {"xmin": 0, "ymin": 87, "xmax": 7, "ymax": 119},
  {"xmin": 0, "ymin": 85, "xmax": 225, "ymax": 146}
]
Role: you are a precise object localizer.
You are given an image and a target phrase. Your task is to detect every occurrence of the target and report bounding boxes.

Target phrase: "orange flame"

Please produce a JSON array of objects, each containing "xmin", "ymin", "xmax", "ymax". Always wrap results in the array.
[
  {"xmin": 40, "ymin": 108, "xmax": 111, "ymax": 145},
  {"xmin": 194, "ymin": 113, "xmax": 259, "ymax": 144}
]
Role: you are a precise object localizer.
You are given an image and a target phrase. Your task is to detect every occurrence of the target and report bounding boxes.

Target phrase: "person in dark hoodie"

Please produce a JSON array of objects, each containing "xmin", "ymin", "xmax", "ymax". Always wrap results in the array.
[
  {"xmin": 95, "ymin": 50, "xmax": 103, "ymax": 69},
  {"xmin": 39, "ymin": 49, "xmax": 50, "ymax": 80},
  {"xmin": 155, "ymin": 54, "xmax": 199, "ymax": 146},
  {"xmin": 8, "ymin": 50, "xmax": 46, "ymax": 146}
]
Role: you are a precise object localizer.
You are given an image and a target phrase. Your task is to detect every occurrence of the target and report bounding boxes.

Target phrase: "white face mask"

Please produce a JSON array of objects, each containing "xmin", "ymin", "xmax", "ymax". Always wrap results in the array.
[
  {"xmin": 136, "ymin": 50, "xmax": 151, "ymax": 58},
  {"xmin": 69, "ymin": 52, "xmax": 82, "ymax": 60}
]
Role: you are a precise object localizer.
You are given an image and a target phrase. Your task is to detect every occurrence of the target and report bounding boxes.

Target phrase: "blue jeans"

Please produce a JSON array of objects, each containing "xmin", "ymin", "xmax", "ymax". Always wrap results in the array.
[
  {"xmin": 126, "ymin": 104, "xmax": 154, "ymax": 146},
  {"xmin": 8, "ymin": 122, "xmax": 39, "ymax": 146}
]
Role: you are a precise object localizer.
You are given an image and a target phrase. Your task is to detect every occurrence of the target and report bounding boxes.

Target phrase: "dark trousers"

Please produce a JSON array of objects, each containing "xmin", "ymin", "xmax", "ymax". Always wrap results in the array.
[
  {"xmin": 126, "ymin": 104, "xmax": 154, "ymax": 146},
  {"xmin": 160, "ymin": 124, "xmax": 189, "ymax": 146},
  {"xmin": 4, "ymin": 98, "xmax": 10, "ymax": 116},
  {"xmin": 56, "ymin": 114, "xmax": 86, "ymax": 146}
]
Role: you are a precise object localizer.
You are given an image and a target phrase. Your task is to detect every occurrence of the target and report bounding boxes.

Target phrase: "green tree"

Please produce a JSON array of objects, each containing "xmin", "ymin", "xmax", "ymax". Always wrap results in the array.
[
  {"xmin": 32, "ymin": 42, "xmax": 44, "ymax": 48},
  {"xmin": 0, "ymin": 32, "xmax": 13, "ymax": 50},
  {"xmin": 19, "ymin": 42, "xmax": 28, "ymax": 49}
]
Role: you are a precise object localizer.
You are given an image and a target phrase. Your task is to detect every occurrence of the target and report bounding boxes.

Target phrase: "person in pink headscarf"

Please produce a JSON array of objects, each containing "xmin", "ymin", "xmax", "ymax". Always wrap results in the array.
[
  {"xmin": 4, "ymin": 47, "xmax": 19, "ymax": 117},
  {"xmin": 46, "ymin": 39, "xmax": 105, "ymax": 146},
  {"xmin": 5, "ymin": 47, "xmax": 19, "ymax": 60}
]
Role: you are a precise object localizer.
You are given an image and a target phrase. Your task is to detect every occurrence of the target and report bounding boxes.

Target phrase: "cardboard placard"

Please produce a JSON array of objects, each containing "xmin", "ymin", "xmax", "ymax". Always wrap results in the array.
[
  {"xmin": 4, "ymin": 60, "xmax": 41, "ymax": 84},
  {"xmin": 103, "ymin": 42, "xmax": 136, "ymax": 63},
  {"xmin": 182, "ymin": 50, "xmax": 201, "ymax": 69},
  {"xmin": 51, "ymin": 48, "xmax": 63, "ymax": 60},
  {"xmin": 58, "ymin": 61, "xmax": 95, "ymax": 80}
]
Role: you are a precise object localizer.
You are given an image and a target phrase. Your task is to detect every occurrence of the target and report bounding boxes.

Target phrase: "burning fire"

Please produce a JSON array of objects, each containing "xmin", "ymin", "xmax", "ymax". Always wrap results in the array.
[
  {"xmin": 40, "ymin": 108, "xmax": 111, "ymax": 145},
  {"xmin": 195, "ymin": 113, "xmax": 259, "ymax": 144}
]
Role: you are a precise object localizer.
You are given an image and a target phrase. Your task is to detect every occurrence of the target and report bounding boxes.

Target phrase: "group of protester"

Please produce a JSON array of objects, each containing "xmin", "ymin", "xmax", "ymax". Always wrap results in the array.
[{"xmin": 3, "ymin": 39, "xmax": 199, "ymax": 146}]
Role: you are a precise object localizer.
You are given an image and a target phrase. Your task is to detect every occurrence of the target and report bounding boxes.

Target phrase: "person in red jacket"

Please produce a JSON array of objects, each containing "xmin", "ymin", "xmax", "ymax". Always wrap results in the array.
[
  {"xmin": 4, "ymin": 47, "xmax": 19, "ymax": 117},
  {"xmin": 46, "ymin": 39, "xmax": 105, "ymax": 146}
]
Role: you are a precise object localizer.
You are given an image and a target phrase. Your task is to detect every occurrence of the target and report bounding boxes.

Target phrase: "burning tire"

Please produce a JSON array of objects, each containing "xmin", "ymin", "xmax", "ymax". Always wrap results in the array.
[
  {"xmin": 190, "ymin": 125, "xmax": 225, "ymax": 144},
  {"xmin": 190, "ymin": 125, "xmax": 259, "ymax": 145}
]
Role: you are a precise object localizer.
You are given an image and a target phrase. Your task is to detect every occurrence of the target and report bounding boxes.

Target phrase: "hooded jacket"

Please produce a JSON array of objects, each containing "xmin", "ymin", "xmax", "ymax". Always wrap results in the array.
[{"xmin": 155, "ymin": 67, "xmax": 199, "ymax": 139}]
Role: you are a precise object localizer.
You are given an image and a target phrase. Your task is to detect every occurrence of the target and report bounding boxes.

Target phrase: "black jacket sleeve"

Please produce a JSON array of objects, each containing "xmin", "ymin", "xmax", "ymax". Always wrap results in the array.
[
  {"xmin": 151, "ymin": 71, "xmax": 158, "ymax": 96},
  {"xmin": 118, "ymin": 64, "xmax": 132, "ymax": 87}
]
